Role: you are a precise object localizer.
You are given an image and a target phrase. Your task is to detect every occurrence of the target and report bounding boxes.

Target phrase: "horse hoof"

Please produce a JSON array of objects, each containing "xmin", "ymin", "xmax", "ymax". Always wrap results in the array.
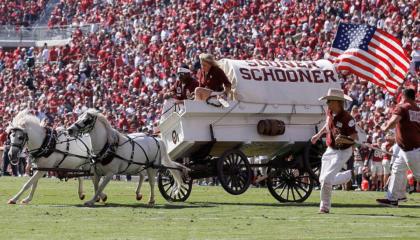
[
  {"xmin": 20, "ymin": 199, "xmax": 30, "ymax": 204},
  {"xmin": 79, "ymin": 194, "xmax": 85, "ymax": 200},
  {"xmin": 7, "ymin": 199, "xmax": 16, "ymax": 205},
  {"xmin": 101, "ymin": 195, "xmax": 107, "ymax": 203},
  {"xmin": 147, "ymin": 200, "xmax": 155, "ymax": 207},
  {"xmin": 136, "ymin": 194, "xmax": 143, "ymax": 201},
  {"xmin": 95, "ymin": 198, "xmax": 100, "ymax": 202}
]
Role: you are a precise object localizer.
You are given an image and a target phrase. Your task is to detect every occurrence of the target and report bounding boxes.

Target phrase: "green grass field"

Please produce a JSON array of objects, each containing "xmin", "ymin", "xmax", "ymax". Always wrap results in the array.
[{"xmin": 0, "ymin": 176, "xmax": 419, "ymax": 240}]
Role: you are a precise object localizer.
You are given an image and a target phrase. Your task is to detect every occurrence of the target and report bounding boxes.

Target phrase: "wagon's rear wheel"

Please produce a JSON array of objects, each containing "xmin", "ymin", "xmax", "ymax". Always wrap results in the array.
[
  {"xmin": 267, "ymin": 167, "xmax": 313, "ymax": 203},
  {"xmin": 217, "ymin": 149, "xmax": 252, "ymax": 195},
  {"xmin": 157, "ymin": 168, "xmax": 193, "ymax": 202}
]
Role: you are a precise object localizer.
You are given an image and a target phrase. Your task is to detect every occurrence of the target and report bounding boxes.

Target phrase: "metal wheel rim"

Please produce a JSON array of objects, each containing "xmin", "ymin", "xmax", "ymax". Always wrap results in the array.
[{"xmin": 267, "ymin": 167, "xmax": 313, "ymax": 203}]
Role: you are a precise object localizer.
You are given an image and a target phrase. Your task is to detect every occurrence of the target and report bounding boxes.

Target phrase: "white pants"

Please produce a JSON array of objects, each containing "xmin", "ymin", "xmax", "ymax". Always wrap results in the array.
[
  {"xmin": 382, "ymin": 159, "xmax": 391, "ymax": 175},
  {"xmin": 387, "ymin": 147, "xmax": 420, "ymax": 201},
  {"xmin": 319, "ymin": 147, "xmax": 353, "ymax": 211},
  {"xmin": 371, "ymin": 161, "xmax": 383, "ymax": 176}
]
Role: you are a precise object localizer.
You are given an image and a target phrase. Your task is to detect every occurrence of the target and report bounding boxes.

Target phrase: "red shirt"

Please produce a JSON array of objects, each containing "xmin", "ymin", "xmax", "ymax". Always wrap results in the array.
[
  {"xmin": 0, "ymin": 131, "xmax": 7, "ymax": 146},
  {"xmin": 393, "ymin": 102, "xmax": 420, "ymax": 151},
  {"xmin": 371, "ymin": 143, "xmax": 383, "ymax": 162},
  {"xmin": 171, "ymin": 78, "xmax": 199, "ymax": 100},
  {"xmin": 118, "ymin": 117, "xmax": 129, "ymax": 131},
  {"xmin": 326, "ymin": 110, "xmax": 357, "ymax": 150},
  {"xmin": 49, "ymin": 48, "xmax": 58, "ymax": 62},
  {"xmin": 199, "ymin": 66, "xmax": 231, "ymax": 92}
]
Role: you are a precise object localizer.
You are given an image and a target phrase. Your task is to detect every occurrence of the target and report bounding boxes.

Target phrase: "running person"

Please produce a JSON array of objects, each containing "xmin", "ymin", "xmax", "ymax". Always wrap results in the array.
[
  {"xmin": 311, "ymin": 88, "xmax": 358, "ymax": 213},
  {"xmin": 377, "ymin": 89, "xmax": 420, "ymax": 207}
]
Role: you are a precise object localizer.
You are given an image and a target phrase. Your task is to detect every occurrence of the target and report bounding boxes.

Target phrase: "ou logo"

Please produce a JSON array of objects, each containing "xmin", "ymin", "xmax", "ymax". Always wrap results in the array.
[{"xmin": 172, "ymin": 130, "xmax": 179, "ymax": 144}]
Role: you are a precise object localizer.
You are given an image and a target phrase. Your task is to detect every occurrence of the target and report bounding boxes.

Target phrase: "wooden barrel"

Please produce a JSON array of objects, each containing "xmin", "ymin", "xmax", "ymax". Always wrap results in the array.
[{"xmin": 257, "ymin": 119, "xmax": 285, "ymax": 136}]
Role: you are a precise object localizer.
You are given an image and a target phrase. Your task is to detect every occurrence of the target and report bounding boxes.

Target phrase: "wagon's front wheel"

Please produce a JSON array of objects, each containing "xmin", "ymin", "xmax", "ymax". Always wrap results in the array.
[
  {"xmin": 157, "ymin": 168, "xmax": 193, "ymax": 202},
  {"xmin": 267, "ymin": 167, "xmax": 313, "ymax": 203},
  {"xmin": 217, "ymin": 149, "xmax": 252, "ymax": 195}
]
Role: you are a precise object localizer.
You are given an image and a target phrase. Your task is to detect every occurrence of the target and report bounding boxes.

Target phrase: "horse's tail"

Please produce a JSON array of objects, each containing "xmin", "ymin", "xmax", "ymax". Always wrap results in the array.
[{"xmin": 158, "ymin": 139, "xmax": 184, "ymax": 193}]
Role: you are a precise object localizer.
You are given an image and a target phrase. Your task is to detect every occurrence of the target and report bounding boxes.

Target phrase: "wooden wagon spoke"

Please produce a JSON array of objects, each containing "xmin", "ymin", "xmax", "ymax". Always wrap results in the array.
[
  {"xmin": 290, "ymin": 184, "xmax": 297, "ymax": 201},
  {"xmin": 293, "ymin": 181, "xmax": 309, "ymax": 193},
  {"xmin": 293, "ymin": 185, "xmax": 304, "ymax": 199},
  {"xmin": 285, "ymin": 185, "xmax": 290, "ymax": 200}
]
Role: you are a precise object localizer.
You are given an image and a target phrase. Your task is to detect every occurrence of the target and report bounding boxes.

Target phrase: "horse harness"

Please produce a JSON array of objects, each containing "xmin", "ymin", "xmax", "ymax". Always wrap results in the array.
[
  {"xmin": 10, "ymin": 127, "xmax": 91, "ymax": 170},
  {"xmin": 29, "ymin": 127, "xmax": 57, "ymax": 159},
  {"xmin": 91, "ymin": 134, "xmax": 162, "ymax": 174}
]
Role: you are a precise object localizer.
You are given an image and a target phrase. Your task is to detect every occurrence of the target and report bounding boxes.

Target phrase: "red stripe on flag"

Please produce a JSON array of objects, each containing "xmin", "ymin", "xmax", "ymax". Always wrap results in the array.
[
  {"xmin": 369, "ymin": 41, "xmax": 409, "ymax": 73},
  {"xmin": 337, "ymin": 50, "xmax": 400, "ymax": 86},
  {"xmin": 366, "ymin": 45, "xmax": 406, "ymax": 81},
  {"xmin": 336, "ymin": 65, "xmax": 385, "ymax": 89},
  {"xmin": 336, "ymin": 65, "xmax": 396, "ymax": 94},
  {"xmin": 330, "ymin": 51, "xmax": 341, "ymax": 57},
  {"xmin": 337, "ymin": 58, "xmax": 398, "ymax": 89},
  {"xmin": 371, "ymin": 35, "xmax": 410, "ymax": 69},
  {"xmin": 375, "ymin": 29, "xmax": 411, "ymax": 63}
]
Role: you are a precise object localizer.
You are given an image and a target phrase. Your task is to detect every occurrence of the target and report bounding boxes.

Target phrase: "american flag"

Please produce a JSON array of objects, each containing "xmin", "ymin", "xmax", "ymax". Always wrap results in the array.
[{"xmin": 328, "ymin": 23, "xmax": 410, "ymax": 94}]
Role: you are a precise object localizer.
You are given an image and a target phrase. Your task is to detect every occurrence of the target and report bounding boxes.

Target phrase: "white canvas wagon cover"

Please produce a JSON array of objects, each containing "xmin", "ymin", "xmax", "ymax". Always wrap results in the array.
[{"xmin": 219, "ymin": 59, "xmax": 340, "ymax": 105}]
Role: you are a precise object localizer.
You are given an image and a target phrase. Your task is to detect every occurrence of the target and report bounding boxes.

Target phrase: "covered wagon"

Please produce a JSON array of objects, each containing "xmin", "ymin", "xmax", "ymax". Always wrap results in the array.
[{"xmin": 157, "ymin": 58, "xmax": 342, "ymax": 202}]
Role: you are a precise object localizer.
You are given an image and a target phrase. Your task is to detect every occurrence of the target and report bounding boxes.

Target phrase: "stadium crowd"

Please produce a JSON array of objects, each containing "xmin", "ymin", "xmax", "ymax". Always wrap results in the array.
[
  {"xmin": 0, "ymin": 0, "xmax": 419, "ymax": 191},
  {"xmin": 0, "ymin": 0, "xmax": 48, "ymax": 27}
]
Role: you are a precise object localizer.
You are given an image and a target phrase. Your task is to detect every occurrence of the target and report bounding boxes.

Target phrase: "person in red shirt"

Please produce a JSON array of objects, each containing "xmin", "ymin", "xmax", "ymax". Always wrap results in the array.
[
  {"xmin": 311, "ymin": 88, "xmax": 358, "ymax": 213},
  {"xmin": 48, "ymin": 47, "xmax": 58, "ymax": 62},
  {"xmin": 194, "ymin": 53, "xmax": 231, "ymax": 101},
  {"xmin": 377, "ymin": 89, "xmax": 420, "ymax": 207},
  {"xmin": 0, "ymin": 126, "xmax": 8, "ymax": 155},
  {"xmin": 167, "ymin": 64, "xmax": 198, "ymax": 101},
  {"xmin": 369, "ymin": 138, "xmax": 384, "ymax": 191},
  {"xmin": 117, "ymin": 113, "xmax": 129, "ymax": 131}
]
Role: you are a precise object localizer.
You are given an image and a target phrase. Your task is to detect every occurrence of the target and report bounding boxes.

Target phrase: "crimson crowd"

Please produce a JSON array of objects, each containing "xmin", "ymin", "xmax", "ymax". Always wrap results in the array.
[{"xmin": 0, "ymin": 0, "xmax": 47, "ymax": 27}]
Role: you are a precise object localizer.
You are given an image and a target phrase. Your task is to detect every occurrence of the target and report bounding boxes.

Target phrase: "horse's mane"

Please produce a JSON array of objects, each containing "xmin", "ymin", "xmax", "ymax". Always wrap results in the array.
[
  {"xmin": 7, "ymin": 109, "xmax": 41, "ymax": 133},
  {"xmin": 85, "ymin": 108, "xmax": 123, "ymax": 144}
]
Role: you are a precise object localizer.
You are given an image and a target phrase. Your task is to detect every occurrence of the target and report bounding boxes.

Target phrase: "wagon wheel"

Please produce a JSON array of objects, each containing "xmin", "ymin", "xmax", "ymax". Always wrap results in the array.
[
  {"xmin": 217, "ymin": 149, "xmax": 252, "ymax": 195},
  {"xmin": 157, "ymin": 168, "xmax": 193, "ymax": 202},
  {"xmin": 267, "ymin": 167, "xmax": 313, "ymax": 203},
  {"xmin": 304, "ymin": 141, "xmax": 325, "ymax": 183}
]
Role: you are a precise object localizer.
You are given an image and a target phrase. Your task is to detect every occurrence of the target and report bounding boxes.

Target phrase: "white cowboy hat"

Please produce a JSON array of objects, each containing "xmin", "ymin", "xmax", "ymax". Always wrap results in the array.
[{"xmin": 318, "ymin": 88, "xmax": 353, "ymax": 102}]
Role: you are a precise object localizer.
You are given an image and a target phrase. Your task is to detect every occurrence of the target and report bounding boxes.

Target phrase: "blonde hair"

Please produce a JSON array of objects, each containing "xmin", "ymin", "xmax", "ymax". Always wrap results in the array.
[{"xmin": 199, "ymin": 53, "xmax": 218, "ymax": 67}]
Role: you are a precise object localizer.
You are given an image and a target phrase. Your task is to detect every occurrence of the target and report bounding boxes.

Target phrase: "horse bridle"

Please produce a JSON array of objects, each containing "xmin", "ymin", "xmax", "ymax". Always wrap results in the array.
[
  {"xmin": 73, "ymin": 115, "xmax": 97, "ymax": 134},
  {"xmin": 8, "ymin": 128, "xmax": 28, "ymax": 151}
]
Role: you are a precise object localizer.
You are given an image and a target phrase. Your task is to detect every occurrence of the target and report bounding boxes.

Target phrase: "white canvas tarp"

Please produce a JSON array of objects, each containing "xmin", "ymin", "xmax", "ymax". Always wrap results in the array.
[{"xmin": 219, "ymin": 59, "xmax": 341, "ymax": 105}]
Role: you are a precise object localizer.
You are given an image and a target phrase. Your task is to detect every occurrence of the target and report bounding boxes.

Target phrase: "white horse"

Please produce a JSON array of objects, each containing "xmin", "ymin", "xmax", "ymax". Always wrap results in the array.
[
  {"xmin": 66, "ymin": 109, "xmax": 184, "ymax": 206},
  {"xmin": 7, "ymin": 110, "xmax": 107, "ymax": 204}
]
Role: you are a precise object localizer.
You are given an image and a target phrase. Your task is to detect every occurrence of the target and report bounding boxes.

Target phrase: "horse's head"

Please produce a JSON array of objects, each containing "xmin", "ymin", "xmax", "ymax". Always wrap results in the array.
[
  {"xmin": 67, "ymin": 111, "xmax": 98, "ymax": 137},
  {"xmin": 7, "ymin": 127, "xmax": 28, "ymax": 165}
]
